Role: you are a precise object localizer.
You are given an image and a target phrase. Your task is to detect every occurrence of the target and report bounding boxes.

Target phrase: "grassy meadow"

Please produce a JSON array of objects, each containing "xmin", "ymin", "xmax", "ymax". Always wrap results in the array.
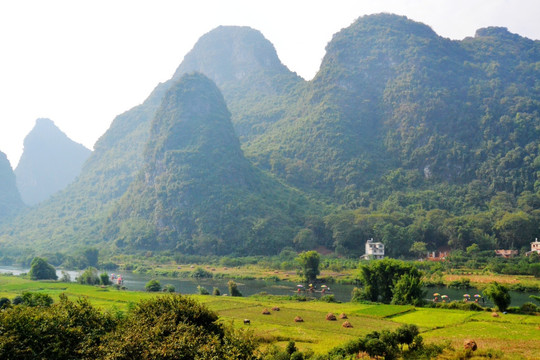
[{"xmin": 1, "ymin": 274, "xmax": 539, "ymax": 359}]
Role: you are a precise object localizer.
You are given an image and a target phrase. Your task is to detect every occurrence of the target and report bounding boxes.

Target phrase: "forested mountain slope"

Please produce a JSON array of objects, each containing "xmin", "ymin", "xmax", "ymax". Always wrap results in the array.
[
  {"xmin": 0, "ymin": 151, "xmax": 24, "ymax": 223},
  {"xmin": 1, "ymin": 14, "xmax": 538, "ymax": 257},
  {"xmin": 104, "ymin": 73, "xmax": 317, "ymax": 255},
  {"xmin": 245, "ymin": 14, "xmax": 540, "ymax": 206},
  {"xmin": 172, "ymin": 25, "xmax": 303, "ymax": 143},
  {"xmin": 15, "ymin": 118, "xmax": 92, "ymax": 205},
  {"xmin": 0, "ymin": 26, "xmax": 298, "ymax": 252}
]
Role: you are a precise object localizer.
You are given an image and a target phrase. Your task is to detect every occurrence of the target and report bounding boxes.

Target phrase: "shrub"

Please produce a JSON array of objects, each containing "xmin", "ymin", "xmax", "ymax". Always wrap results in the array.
[
  {"xmin": 145, "ymin": 279, "xmax": 161, "ymax": 292},
  {"xmin": 0, "ymin": 297, "xmax": 11, "ymax": 309},
  {"xmin": 59, "ymin": 271, "xmax": 71, "ymax": 282},
  {"xmin": 197, "ymin": 285, "xmax": 209, "ymax": 295},
  {"xmin": 212, "ymin": 287, "xmax": 221, "ymax": 296},
  {"xmin": 77, "ymin": 267, "xmax": 100, "ymax": 285},
  {"xmin": 448, "ymin": 278, "xmax": 471, "ymax": 289},
  {"xmin": 16, "ymin": 292, "xmax": 53, "ymax": 307},
  {"xmin": 163, "ymin": 284, "xmax": 176, "ymax": 293},
  {"xmin": 228, "ymin": 280, "xmax": 242, "ymax": 297},
  {"xmin": 99, "ymin": 272, "xmax": 111, "ymax": 286},
  {"xmin": 320, "ymin": 295, "xmax": 336, "ymax": 303},
  {"xmin": 100, "ymin": 294, "xmax": 257, "ymax": 359},
  {"xmin": 286, "ymin": 341, "xmax": 297, "ymax": 355},
  {"xmin": 191, "ymin": 267, "xmax": 213, "ymax": 278},
  {"xmin": 351, "ymin": 287, "xmax": 367, "ymax": 302},
  {"xmin": 0, "ymin": 294, "xmax": 116, "ymax": 359},
  {"xmin": 519, "ymin": 302, "xmax": 538, "ymax": 314},
  {"xmin": 484, "ymin": 282, "xmax": 511, "ymax": 312}
]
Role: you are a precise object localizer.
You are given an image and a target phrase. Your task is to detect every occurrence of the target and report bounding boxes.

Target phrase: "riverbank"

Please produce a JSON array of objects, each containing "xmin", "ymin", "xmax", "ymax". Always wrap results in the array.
[{"xmin": 1, "ymin": 274, "xmax": 539, "ymax": 358}]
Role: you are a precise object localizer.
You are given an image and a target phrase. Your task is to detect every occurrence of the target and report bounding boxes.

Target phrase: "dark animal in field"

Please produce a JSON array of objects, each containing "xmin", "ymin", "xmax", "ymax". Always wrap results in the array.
[{"xmin": 243, "ymin": 319, "xmax": 250, "ymax": 325}]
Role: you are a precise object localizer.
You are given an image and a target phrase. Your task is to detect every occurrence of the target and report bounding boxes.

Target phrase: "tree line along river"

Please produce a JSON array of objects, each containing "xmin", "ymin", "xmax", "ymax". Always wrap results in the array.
[{"xmin": 0, "ymin": 265, "xmax": 538, "ymax": 307}]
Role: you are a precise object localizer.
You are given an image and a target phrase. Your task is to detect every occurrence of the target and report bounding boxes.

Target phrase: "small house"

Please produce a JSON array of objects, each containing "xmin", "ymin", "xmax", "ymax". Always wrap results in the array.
[
  {"xmin": 525, "ymin": 238, "xmax": 540, "ymax": 257},
  {"xmin": 361, "ymin": 238, "xmax": 384, "ymax": 260},
  {"xmin": 427, "ymin": 251, "xmax": 448, "ymax": 261}
]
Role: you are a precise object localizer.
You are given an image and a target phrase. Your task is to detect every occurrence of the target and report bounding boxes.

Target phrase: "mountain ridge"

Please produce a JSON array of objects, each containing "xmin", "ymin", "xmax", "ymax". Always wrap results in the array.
[
  {"xmin": 105, "ymin": 73, "xmax": 318, "ymax": 255},
  {"xmin": 1, "ymin": 14, "xmax": 538, "ymax": 257},
  {"xmin": 15, "ymin": 118, "xmax": 92, "ymax": 205}
]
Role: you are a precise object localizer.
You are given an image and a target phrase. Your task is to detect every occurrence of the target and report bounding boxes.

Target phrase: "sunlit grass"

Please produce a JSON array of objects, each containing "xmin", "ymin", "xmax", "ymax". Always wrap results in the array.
[
  {"xmin": 391, "ymin": 307, "xmax": 477, "ymax": 329},
  {"xmin": 2, "ymin": 274, "xmax": 539, "ymax": 357}
]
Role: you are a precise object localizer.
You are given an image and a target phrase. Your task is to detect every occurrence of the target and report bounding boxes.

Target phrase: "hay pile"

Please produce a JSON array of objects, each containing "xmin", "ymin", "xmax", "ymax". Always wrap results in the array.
[
  {"xmin": 326, "ymin": 313, "xmax": 337, "ymax": 321},
  {"xmin": 342, "ymin": 321, "xmax": 353, "ymax": 328},
  {"xmin": 491, "ymin": 312, "xmax": 499, "ymax": 317},
  {"xmin": 262, "ymin": 308, "xmax": 271, "ymax": 315},
  {"xmin": 294, "ymin": 316, "xmax": 304, "ymax": 322},
  {"xmin": 339, "ymin": 313, "xmax": 347, "ymax": 319},
  {"xmin": 463, "ymin": 339, "xmax": 477, "ymax": 351},
  {"xmin": 271, "ymin": 306, "xmax": 280, "ymax": 311}
]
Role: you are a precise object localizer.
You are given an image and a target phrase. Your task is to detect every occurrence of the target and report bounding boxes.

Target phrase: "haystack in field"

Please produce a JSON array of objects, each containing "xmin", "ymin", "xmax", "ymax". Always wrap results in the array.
[
  {"xmin": 271, "ymin": 306, "xmax": 280, "ymax": 311},
  {"xmin": 463, "ymin": 339, "xmax": 477, "ymax": 351},
  {"xmin": 326, "ymin": 313, "xmax": 337, "ymax": 321},
  {"xmin": 342, "ymin": 321, "xmax": 353, "ymax": 328},
  {"xmin": 262, "ymin": 308, "xmax": 271, "ymax": 315},
  {"xmin": 491, "ymin": 312, "xmax": 499, "ymax": 317},
  {"xmin": 339, "ymin": 313, "xmax": 347, "ymax": 319},
  {"xmin": 294, "ymin": 316, "xmax": 304, "ymax": 322}
]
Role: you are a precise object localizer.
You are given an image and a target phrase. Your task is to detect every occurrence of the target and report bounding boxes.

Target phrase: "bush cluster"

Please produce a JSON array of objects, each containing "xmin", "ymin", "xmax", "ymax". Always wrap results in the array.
[{"xmin": 0, "ymin": 293, "xmax": 257, "ymax": 359}]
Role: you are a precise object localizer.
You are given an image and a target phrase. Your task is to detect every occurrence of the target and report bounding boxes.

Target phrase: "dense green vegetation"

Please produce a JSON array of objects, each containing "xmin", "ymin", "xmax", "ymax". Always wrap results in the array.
[
  {"xmin": 0, "ymin": 14, "xmax": 538, "ymax": 260},
  {"xmin": 0, "ymin": 293, "xmax": 257, "ymax": 359},
  {"xmin": 104, "ymin": 73, "xmax": 319, "ymax": 255},
  {"xmin": 28, "ymin": 257, "xmax": 57, "ymax": 280},
  {"xmin": 1, "ymin": 274, "xmax": 539, "ymax": 359},
  {"xmin": 354, "ymin": 259, "xmax": 425, "ymax": 305},
  {"xmin": 296, "ymin": 251, "xmax": 321, "ymax": 283}
]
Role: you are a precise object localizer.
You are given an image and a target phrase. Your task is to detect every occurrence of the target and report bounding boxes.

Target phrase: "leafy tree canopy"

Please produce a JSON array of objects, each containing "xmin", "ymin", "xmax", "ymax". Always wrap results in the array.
[{"xmin": 28, "ymin": 257, "xmax": 57, "ymax": 280}]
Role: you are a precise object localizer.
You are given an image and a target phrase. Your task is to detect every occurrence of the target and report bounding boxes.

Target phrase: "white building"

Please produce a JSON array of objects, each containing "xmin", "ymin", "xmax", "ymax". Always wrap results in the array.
[
  {"xmin": 361, "ymin": 238, "xmax": 384, "ymax": 260},
  {"xmin": 525, "ymin": 238, "xmax": 540, "ymax": 256}
]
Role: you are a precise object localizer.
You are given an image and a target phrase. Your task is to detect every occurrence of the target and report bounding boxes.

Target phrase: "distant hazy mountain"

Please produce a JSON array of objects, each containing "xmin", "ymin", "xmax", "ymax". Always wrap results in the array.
[
  {"xmin": 105, "ymin": 73, "xmax": 316, "ymax": 255},
  {"xmin": 0, "ymin": 151, "xmax": 24, "ymax": 223},
  {"xmin": 15, "ymin": 118, "xmax": 91, "ymax": 205}
]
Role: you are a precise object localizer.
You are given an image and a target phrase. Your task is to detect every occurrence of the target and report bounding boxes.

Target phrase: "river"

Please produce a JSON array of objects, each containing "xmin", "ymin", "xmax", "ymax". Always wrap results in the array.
[{"xmin": 1, "ymin": 266, "xmax": 538, "ymax": 307}]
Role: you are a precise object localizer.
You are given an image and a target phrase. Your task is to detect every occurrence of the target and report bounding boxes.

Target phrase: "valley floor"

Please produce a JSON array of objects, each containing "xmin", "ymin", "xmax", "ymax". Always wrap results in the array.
[{"xmin": 1, "ymin": 275, "xmax": 539, "ymax": 359}]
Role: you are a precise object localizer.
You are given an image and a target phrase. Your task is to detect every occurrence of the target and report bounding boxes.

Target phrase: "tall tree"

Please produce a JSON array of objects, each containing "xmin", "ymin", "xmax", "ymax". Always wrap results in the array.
[
  {"xmin": 296, "ymin": 251, "xmax": 320, "ymax": 283},
  {"xmin": 358, "ymin": 259, "xmax": 423, "ymax": 304},
  {"xmin": 28, "ymin": 257, "xmax": 57, "ymax": 280},
  {"xmin": 484, "ymin": 282, "xmax": 511, "ymax": 312}
]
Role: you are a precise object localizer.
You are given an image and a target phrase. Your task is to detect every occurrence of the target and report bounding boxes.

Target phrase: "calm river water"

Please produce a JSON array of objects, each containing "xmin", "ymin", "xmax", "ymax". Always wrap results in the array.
[{"xmin": 1, "ymin": 266, "xmax": 537, "ymax": 307}]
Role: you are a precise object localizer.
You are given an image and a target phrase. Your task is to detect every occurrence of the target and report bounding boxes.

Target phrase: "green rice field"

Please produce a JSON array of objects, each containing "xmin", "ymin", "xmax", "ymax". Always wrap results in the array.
[{"xmin": 1, "ymin": 275, "xmax": 539, "ymax": 359}]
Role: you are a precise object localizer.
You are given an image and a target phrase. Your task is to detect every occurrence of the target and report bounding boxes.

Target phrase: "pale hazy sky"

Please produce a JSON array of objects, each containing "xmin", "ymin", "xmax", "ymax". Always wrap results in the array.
[{"xmin": 1, "ymin": 0, "xmax": 539, "ymax": 167}]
